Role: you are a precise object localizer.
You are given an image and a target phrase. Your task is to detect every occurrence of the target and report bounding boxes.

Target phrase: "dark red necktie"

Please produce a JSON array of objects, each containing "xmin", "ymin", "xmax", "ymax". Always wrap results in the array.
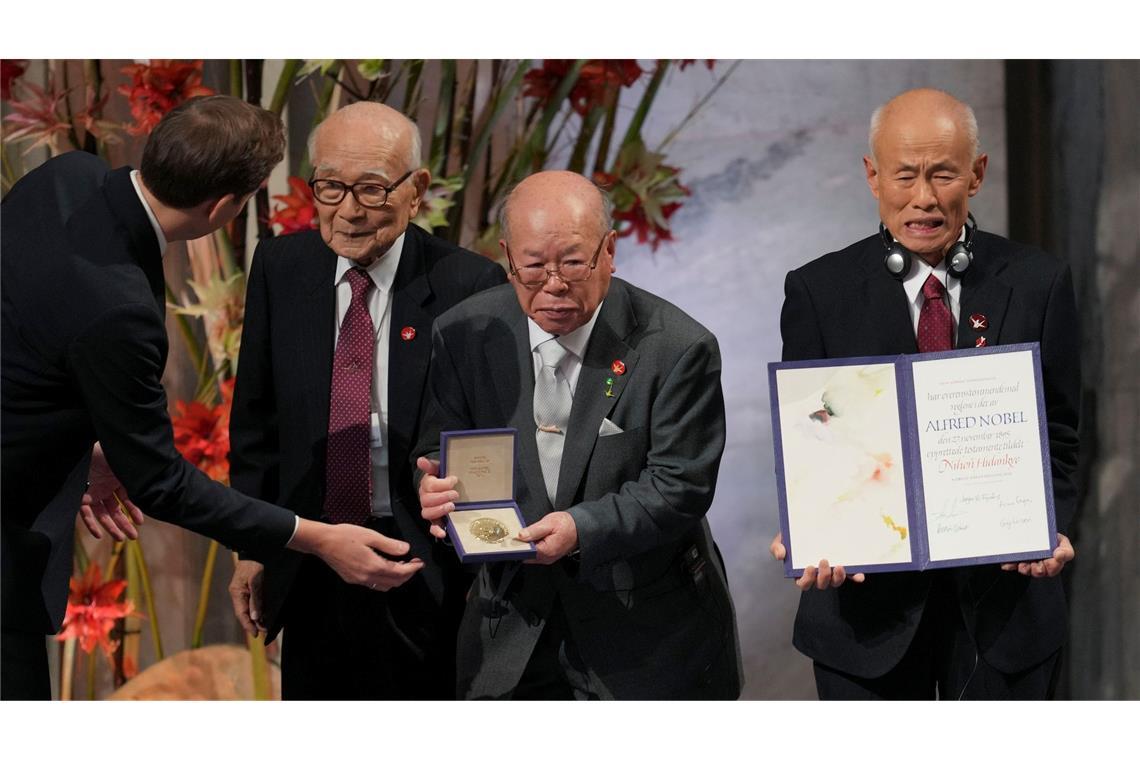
[
  {"xmin": 917, "ymin": 273, "xmax": 953, "ymax": 353},
  {"xmin": 323, "ymin": 268, "xmax": 374, "ymax": 525}
]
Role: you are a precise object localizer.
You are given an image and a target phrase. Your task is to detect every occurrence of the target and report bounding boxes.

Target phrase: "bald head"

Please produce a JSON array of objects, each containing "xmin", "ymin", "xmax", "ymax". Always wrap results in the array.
[
  {"xmin": 868, "ymin": 88, "xmax": 979, "ymax": 166},
  {"xmin": 309, "ymin": 101, "xmax": 422, "ymax": 171},
  {"xmin": 499, "ymin": 171, "xmax": 613, "ymax": 244}
]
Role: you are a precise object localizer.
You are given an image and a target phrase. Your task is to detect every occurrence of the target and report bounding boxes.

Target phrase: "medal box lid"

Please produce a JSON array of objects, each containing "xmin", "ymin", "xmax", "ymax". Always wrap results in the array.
[{"xmin": 439, "ymin": 428, "xmax": 517, "ymax": 508}]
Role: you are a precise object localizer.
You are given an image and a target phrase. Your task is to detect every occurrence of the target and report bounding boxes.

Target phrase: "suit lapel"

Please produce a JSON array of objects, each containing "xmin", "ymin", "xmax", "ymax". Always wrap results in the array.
[
  {"xmin": 555, "ymin": 281, "xmax": 640, "ymax": 509},
  {"xmin": 300, "ymin": 247, "xmax": 338, "ymax": 450},
  {"xmin": 858, "ymin": 247, "xmax": 918, "ymax": 355},
  {"xmin": 387, "ymin": 229, "xmax": 434, "ymax": 472},
  {"xmin": 956, "ymin": 238, "xmax": 1012, "ymax": 350}
]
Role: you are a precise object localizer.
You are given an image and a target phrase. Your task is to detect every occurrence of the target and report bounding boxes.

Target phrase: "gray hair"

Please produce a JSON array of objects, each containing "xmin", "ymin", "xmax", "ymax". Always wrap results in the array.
[
  {"xmin": 868, "ymin": 90, "xmax": 979, "ymax": 163},
  {"xmin": 307, "ymin": 102, "xmax": 422, "ymax": 172},
  {"xmin": 498, "ymin": 178, "xmax": 614, "ymax": 243}
]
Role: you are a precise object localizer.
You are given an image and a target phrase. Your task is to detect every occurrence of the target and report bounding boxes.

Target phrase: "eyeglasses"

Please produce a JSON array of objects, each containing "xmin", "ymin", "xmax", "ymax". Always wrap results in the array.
[
  {"xmin": 506, "ymin": 235, "xmax": 608, "ymax": 288},
  {"xmin": 308, "ymin": 170, "xmax": 414, "ymax": 209}
]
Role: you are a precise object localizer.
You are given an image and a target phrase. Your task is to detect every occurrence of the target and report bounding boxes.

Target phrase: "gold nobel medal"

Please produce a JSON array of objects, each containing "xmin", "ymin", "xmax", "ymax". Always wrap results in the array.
[{"xmin": 470, "ymin": 517, "xmax": 508, "ymax": 544}]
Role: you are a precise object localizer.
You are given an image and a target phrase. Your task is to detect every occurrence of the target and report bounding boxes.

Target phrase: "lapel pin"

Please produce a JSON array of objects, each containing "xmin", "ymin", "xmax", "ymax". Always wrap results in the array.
[
  {"xmin": 611, "ymin": 359, "xmax": 626, "ymax": 375},
  {"xmin": 975, "ymin": 336, "xmax": 987, "ymax": 348},
  {"xmin": 604, "ymin": 377, "xmax": 615, "ymax": 398},
  {"xmin": 400, "ymin": 326, "xmax": 416, "ymax": 341},
  {"xmin": 969, "ymin": 313, "xmax": 988, "ymax": 331}
]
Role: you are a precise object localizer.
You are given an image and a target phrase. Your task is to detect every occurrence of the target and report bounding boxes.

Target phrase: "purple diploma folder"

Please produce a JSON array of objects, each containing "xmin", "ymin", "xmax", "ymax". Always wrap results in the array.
[{"xmin": 768, "ymin": 342, "xmax": 1057, "ymax": 578}]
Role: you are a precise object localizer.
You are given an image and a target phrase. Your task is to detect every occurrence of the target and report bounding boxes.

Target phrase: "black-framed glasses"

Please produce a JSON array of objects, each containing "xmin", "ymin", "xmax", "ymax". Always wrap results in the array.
[
  {"xmin": 506, "ymin": 235, "xmax": 608, "ymax": 288},
  {"xmin": 308, "ymin": 170, "xmax": 414, "ymax": 209}
]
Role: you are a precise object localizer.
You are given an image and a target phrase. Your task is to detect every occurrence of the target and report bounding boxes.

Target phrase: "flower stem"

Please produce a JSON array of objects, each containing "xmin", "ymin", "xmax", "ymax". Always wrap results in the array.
[
  {"xmin": 619, "ymin": 60, "xmax": 669, "ymax": 151},
  {"xmin": 268, "ymin": 60, "xmax": 301, "ymax": 116},
  {"xmin": 126, "ymin": 537, "xmax": 164, "ymax": 661},
  {"xmin": 86, "ymin": 651, "xmax": 96, "ymax": 700},
  {"xmin": 657, "ymin": 60, "xmax": 741, "ymax": 151},
  {"xmin": 190, "ymin": 539, "xmax": 220, "ymax": 649},
  {"xmin": 60, "ymin": 638, "xmax": 76, "ymax": 700},
  {"xmin": 165, "ymin": 282, "xmax": 207, "ymax": 376}
]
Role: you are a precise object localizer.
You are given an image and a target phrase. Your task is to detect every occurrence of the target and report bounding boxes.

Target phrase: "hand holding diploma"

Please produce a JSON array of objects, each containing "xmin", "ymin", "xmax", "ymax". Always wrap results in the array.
[
  {"xmin": 770, "ymin": 531, "xmax": 866, "ymax": 590},
  {"xmin": 1002, "ymin": 532, "xmax": 1075, "ymax": 577}
]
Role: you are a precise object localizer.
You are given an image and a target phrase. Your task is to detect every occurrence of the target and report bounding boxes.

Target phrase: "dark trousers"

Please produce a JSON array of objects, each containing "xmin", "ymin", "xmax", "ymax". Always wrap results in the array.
[
  {"xmin": 1, "ymin": 628, "xmax": 51, "ymax": 700},
  {"xmin": 280, "ymin": 520, "xmax": 456, "ymax": 700},
  {"xmin": 813, "ymin": 574, "xmax": 1062, "ymax": 700},
  {"xmin": 508, "ymin": 604, "xmax": 602, "ymax": 700}
]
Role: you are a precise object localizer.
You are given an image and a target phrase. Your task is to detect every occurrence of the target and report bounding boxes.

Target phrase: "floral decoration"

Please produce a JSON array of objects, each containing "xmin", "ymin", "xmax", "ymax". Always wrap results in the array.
[
  {"xmin": 118, "ymin": 60, "xmax": 213, "ymax": 135},
  {"xmin": 56, "ymin": 562, "xmax": 137, "ymax": 662}
]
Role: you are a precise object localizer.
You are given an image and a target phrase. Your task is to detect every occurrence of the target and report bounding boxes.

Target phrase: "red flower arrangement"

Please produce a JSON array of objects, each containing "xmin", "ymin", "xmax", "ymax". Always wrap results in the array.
[
  {"xmin": 118, "ymin": 60, "xmax": 213, "ymax": 135},
  {"xmin": 269, "ymin": 176, "xmax": 318, "ymax": 235},
  {"xmin": 523, "ymin": 60, "xmax": 643, "ymax": 115},
  {"xmin": 1, "ymin": 59, "xmax": 28, "ymax": 101},
  {"xmin": 171, "ymin": 377, "xmax": 234, "ymax": 483},
  {"xmin": 56, "ymin": 562, "xmax": 137, "ymax": 661}
]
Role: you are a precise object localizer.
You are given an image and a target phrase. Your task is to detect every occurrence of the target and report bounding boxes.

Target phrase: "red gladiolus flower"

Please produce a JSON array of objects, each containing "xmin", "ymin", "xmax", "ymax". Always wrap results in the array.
[
  {"xmin": 171, "ymin": 378, "xmax": 234, "ymax": 483},
  {"xmin": 677, "ymin": 60, "xmax": 717, "ymax": 71},
  {"xmin": 118, "ymin": 60, "xmax": 213, "ymax": 136},
  {"xmin": 1, "ymin": 59, "xmax": 28, "ymax": 101},
  {"xmin": 524, "ymin": 60, "xmax": 643, "ymax": 115},
  {"xmin": 613, "ymin": 199, "xmax": 686, "ymax": 252},
  {"xmin": 56, "ymin": 563, "xmax": 136, "ymax": 660},
  {"xmin": 269, "ymin": 176, "xmax": 318, "ymax": 235}
]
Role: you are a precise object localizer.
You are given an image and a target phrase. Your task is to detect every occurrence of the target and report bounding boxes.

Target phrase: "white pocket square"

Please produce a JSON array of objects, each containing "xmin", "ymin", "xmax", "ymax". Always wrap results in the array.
[{"xmin": 598, "ymin": 418, "xmax": 624, "ymax": 437}]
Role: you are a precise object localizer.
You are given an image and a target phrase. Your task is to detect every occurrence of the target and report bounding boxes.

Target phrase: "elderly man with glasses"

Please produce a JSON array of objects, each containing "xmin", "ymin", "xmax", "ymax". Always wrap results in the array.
[
  {"xmin": 414, "ymin": 170, "xmax": 743, "ymax": 699},
  {"xmin": 226, "ymin": 101, "xmax": 505, "ymax": 700}
]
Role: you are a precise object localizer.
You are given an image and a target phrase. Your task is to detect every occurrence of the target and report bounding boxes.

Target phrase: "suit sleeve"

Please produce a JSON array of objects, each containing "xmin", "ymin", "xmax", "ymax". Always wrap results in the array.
[
  {"xmin": 67, "ymin": 301, "xmax": 294, "ymax": 561},
  {"xmin": 567, "ymin": 333, "xmax": 726, "ymax": 573},
  {"xmin": 780, "ymin": 268, "xmax": 828, "ymax": 361},
  {"xmin": 1039, "ymin": 263, "xmax": 1081, "ymax": 534},
  {"xmin": 229, "ymin": 244, "xmax": 281, "ymax": 505}
]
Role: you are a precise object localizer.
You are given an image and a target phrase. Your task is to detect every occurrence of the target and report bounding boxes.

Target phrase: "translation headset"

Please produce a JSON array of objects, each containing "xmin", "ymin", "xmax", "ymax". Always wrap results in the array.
[{"xmin": 881, "ymin": 212, "xmax": 977, "ymax": 280}]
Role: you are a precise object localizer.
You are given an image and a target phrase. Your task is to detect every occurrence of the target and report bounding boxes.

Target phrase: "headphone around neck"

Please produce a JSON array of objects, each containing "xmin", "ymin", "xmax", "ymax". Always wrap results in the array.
[{"xmin": 881, "ymin": 212, "xmax": 977, "ymax": 280}]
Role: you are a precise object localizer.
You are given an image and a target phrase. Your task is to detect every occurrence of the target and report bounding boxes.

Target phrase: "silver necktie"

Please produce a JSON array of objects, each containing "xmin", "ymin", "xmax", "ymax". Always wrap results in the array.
[{"xmin": 533, "ymin": 338, "xmax": 572, "ymax": 505}]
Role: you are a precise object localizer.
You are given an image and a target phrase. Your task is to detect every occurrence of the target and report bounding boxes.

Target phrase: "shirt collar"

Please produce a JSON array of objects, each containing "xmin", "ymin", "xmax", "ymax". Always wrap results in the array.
[
  {"xmin": 900, "ymin": 225, "xmax": 965, "ymax": 306},
  {"xmin": 527, "ymin": 299, "xmax": 605, "ymax": 360},
  {"xmin": 333, "ymin": 231, "xmax": 405, "ymax": 292},
  {"xmin": 129, "ymin": 170, "xmax": 168, "ymax": 257}
]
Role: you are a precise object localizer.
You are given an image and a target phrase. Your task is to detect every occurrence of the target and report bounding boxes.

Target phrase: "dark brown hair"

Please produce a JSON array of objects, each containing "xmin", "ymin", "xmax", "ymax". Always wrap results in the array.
[{"xmin": 140, "ymin": 95, "xmax": 285, "ymax": 209}]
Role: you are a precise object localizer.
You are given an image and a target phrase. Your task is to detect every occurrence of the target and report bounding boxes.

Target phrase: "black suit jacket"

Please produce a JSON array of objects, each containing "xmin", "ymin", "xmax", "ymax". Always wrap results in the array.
[
  {"xmin": 1, "ymin": 152, "xmax": 296, "ymax": 636},
  {"xmin": 415, "ymin": 278, "xmax": 743, "ymax": 699},
  {"xmin": 780, "ymin": 230, "xmax": 1080, "ymax": 678},
  {"xmin": 228, "ymin": 225, "xmax": 506, "ymax": 639}
]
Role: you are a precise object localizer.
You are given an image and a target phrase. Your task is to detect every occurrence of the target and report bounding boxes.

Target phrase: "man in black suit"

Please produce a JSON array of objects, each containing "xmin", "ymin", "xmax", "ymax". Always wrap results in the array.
[
  {"xmin": 226, "ymin": 102, "xmax": 506, "ymax": 699},
  {"xmin": 416, "ymin": 171, "xmax": 742, "ymax": 699},
  {"xmin": 771, "ymin": 88, "xmax": 1080, "ymax": 699},
  {"xmin": 1, "ymin": 96, "xmax": 418, "ymax": 700}
]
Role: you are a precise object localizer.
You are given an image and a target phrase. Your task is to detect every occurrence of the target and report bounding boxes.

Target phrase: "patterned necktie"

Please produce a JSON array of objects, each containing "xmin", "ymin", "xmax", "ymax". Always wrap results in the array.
[
  {"xmin": 323, "ymin": 267, "xmax": 375, "ymax": 524},
  {"xmin": 917, "ymin": 273, "xmax": 954, "ymax": 352},
  {"xmin": 534, "ymin": 338, "xmax": 572, "ymax": 505}
]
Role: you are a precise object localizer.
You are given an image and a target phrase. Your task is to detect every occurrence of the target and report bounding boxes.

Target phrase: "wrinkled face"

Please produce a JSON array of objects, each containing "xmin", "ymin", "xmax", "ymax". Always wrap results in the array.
[
  {"xmin": 311, "ymin": 119, "xmax": 425, "ymax": 264},
  {"xmin": 865, "ymin": 114, "xmax": 986, "ymax": 263},
  {"xmin": 502, "ymin": 196, "xmax": 615, "ymax": 336}
]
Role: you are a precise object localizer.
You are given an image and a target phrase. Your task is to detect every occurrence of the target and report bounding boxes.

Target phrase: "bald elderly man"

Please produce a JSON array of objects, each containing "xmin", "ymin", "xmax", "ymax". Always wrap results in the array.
[
  {"xmin": 772, "ymin": 88, "xmax": 1080, "ymax": 699},
  {"xmin": 226, "ymin": 102, "xmax": 506, "ymax": 699},
  {"xmin": 415, "ymin": 171, "xmax": 742, "ymax": 699}
]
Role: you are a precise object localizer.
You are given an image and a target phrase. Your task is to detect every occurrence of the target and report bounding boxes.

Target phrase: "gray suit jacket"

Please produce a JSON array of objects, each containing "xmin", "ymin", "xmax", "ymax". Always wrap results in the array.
[{"xmin": 416, "ymin": 277, "xmax": 743, "ymax": 699}]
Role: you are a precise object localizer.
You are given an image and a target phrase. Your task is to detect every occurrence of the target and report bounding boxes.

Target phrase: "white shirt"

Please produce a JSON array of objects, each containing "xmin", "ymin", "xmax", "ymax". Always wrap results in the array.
[
  {"xmin": 899, "ymin": 227, "xmax": 965, "ymax": 346},
  {"xmin": 527, "ymin": 301, "xmax": 605, "ymax": 396},
  {"xmin": 129, "ymin": 170, "xmax": 168, "ymax": 257},
  {"xmin": 333, "ymin": 232, "xmax": 405, "ymax": 516}
]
